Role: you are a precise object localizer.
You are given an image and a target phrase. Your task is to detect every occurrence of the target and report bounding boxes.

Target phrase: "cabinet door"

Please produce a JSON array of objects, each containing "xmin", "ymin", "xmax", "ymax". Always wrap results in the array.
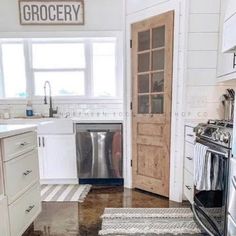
[
  {"xmin": 37, "ymin": 136, "xmax": 45, "ymax": 180},
  {"xmin": 43, "ymin": 135, "xmax": 77, "ymax": 180},
  {"xmin": 217, "ymin": 0, "xmax": 236, "ymax": 79},
  {"xmin": 0, "ymin": 196, "xmax": 10, "ymax": 236}
]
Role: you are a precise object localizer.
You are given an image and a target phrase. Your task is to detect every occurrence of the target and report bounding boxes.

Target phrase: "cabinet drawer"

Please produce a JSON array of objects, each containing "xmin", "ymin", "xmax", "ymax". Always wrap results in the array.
[
  {"xmin": 184, "ymin": 142, "xmax": 194, "ymax": 174},
  {"xmin": 185, "ymin": 126, "xmax": 195, "ymax": 144},
  {"xmin": 9, "ymin": 184, "xmax": 41, "ymax": 236},
  {"xmin": 4, "ymin": 150, "xmax": 39, "ymax": 204},
  {"xmin": 2, "ymin": 132, "xmax": 37, "ymax": 162},
  {"xmin": 184, "ymin": 169, "xmax": 194, "ymax": 204}
]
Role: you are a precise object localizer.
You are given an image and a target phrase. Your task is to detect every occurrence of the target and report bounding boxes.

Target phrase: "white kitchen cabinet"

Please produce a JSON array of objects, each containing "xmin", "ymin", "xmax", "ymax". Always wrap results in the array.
[
  {"xmin": 222, "ymin": 0, "xmax": 236, "ymax": 53},
  {"xmin": 0, "ymin": 129, "xmax": 41, "ymax": 236},
  {"xmin": 38, "ymin": 134, "xmax": 78, "ymax": 184},
  {"xmin": 183, "ymin": 125, "xmax": 195, "ymax": 204},
  {"xmin": 217, "ymin": 0, "xmax": 236, "ymax": 81},
  {"xmin": 0, "ymin": 196, "xmax": 10, "ymax": 236}
]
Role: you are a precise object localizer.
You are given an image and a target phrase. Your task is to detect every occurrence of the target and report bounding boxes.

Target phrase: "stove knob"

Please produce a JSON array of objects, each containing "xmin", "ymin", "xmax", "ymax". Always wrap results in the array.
[
  {"xmin": 220, "ymin": 133, "xmax": 224, "ymax": 142},
  {"xmin": 195, "ymin": 128, "xmax": 204, "ymax": 135},
  {"xmin": 216, "ymin": 131, "xmax": 221, "ymax": 141},
  {"xmin": 212, "ymin": 132, "xmax": 217, "ymax": 141},
  {"xmin": 197, "ymin": 127, "xmax": 204, "ymax": 135},
  {"xmin": 223, "ymin": 132, "xmax": 230, "ymax": 144}
]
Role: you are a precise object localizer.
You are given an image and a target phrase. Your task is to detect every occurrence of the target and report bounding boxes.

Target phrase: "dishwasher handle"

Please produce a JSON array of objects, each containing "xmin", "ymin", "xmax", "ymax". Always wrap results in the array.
[{"xmin": 86, "ymin": 129, "xmax": 111, "ymax": 133}]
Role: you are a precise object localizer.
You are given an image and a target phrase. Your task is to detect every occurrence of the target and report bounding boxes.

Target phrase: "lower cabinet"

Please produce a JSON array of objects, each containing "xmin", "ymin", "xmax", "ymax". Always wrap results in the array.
[
  {"xmin": 8, "ymin": 184, "xmax": 41, "ymax": 236},
  {"xmin": 38, "ymin": 134, "xmax": 77, "ymax": 184},
  {"xmin": 0, "ymin": 196, "xmax": 10, "ymax": 236}
]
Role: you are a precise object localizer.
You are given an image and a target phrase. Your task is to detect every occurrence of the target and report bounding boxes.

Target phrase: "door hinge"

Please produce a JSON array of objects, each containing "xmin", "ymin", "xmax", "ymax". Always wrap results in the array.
[
  {"xmin": 130, "ymin": 39, "xmax": 132, "ymax": 49},
  {"xmin": 131, "ymin": 160, "xmax": 133, "ymax": 167},
  {"xmin": 130, "ymin": 102, "xmax": 133, "ymax": 110}
]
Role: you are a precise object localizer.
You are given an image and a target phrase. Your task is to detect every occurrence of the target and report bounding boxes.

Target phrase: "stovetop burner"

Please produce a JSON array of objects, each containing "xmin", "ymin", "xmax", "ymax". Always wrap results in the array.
[{"xmin": 194, "ymin": 120, "xmax": 233, "ymax": 149}]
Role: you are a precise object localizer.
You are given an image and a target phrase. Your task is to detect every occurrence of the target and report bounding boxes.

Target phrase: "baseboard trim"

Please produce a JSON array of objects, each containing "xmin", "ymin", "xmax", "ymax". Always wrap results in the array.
[{"xmin": 40, "ymin": 179, "xmax": 79, "ymax": 185}]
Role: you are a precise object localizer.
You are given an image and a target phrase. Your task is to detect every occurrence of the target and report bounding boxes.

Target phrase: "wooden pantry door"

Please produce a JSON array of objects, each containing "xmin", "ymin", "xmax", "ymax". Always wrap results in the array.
[{"xmin": 131, "ymin": 11, "xmax": 174, "ymax": 197}]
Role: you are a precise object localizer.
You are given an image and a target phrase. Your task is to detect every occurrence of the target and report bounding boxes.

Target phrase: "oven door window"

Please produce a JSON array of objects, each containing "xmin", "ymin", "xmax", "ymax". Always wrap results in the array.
[{"xmin": 194, "ymin": 151, "xmax": 228, "ymax": 235}]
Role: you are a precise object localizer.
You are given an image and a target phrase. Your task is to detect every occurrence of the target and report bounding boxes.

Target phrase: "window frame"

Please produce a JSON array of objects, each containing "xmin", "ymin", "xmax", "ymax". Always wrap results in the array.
[{"xmin": 0, "ymin": 34, "xmax": 123, "ymax": 103}]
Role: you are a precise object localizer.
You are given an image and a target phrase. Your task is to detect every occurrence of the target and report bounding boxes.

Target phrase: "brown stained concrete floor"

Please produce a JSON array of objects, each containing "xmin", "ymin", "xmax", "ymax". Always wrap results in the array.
[{"xmin": 24, "ymin": 186, "xmax": 196, "ymax": 236}]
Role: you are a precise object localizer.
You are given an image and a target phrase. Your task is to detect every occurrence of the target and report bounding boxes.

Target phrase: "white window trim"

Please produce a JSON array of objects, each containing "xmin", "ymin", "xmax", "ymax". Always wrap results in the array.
[{"xmin": 0, "ymin": 31, "xmax": 124, "ymax": 102}]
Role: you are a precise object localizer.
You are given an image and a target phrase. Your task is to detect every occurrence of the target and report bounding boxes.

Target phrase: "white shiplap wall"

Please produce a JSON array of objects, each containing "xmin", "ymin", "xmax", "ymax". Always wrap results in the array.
[{"xmin": 185, "ymin": 0, "xmax": 236, "ymax": 121}]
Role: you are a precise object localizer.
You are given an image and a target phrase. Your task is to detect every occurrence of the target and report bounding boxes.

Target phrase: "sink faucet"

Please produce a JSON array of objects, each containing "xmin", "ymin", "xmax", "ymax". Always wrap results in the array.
[{"xmin": 43, "ymin": 81, "xmax": 58, "ymax": 118}]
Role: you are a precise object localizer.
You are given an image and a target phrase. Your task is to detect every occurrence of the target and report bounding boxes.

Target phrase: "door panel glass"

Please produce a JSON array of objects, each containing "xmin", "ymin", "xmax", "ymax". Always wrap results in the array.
[
  {"xmin": 138, "ymin": 30, "xmax": 150, "ymax": 52},
  {"xmin": 152, "ymin": 26, "xmax": 165, "ymax": 48},
  {"xmin": 151, "ymin": 72, "xmax": 164, "ymax": 92},
  {"xmin": 138, "ymin": 53, "xmax": 150, "ymax": 72},
  {"xmin": 152, "ymin": 49, "xmax": 165, "ymax": 71},
  {"xmin": 138, "ymin": 74, "xmax": 149, "ymax": 93},
  {"xmin": 138, "ymin": 95, "xmax": 149, "ymax": 114},
  {"xmin": 151, "ymin": 95, "xmax": 164, "ymax": 114}
]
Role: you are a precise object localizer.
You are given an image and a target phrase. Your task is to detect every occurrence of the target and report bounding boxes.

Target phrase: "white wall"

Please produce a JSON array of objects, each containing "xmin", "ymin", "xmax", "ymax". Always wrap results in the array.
[
  {"xmin": 126, "ymin": 0, "xmax": 169, "ymax": 15},
  {"xmin": 0, "ymin": 0, "xmax": 124, "ymax": 35},
  {"xmin": 184, "ymin": 0, "xmax": 236, "ymax": 121},
  {"xmin": 0, "ymin": 0, "xmax": 125, "ymax": 120}
]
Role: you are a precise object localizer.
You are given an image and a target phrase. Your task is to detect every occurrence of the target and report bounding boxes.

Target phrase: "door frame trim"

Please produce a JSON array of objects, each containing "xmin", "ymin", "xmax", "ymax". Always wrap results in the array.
[{"xmin": 124, "ymin": 1, "xmax": 186, "ymax": 202}]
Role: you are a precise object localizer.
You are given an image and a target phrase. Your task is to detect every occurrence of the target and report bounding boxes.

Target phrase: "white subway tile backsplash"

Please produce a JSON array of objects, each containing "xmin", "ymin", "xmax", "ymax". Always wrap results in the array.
[
  {"xmin": 0, "ymin": 102, "xmax": 124, "ymax": 120},
  {"xmin": 186, "ymin": 85, "xmax": 232, "ymax": 104}
]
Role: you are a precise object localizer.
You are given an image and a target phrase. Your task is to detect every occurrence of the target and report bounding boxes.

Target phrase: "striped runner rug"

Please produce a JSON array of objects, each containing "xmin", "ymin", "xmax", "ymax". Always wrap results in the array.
[
  {"xmin": 99, "ymin": 208, "xmax": 203, "ymax": 235},
  {"xmin": 41, "ymin": 184, "xmax": 92, "ymax": 202}
]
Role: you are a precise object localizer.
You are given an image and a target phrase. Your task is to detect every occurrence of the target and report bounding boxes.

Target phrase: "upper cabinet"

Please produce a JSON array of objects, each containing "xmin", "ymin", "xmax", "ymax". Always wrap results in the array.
[
  {"xmin": 222, "ymin": 0, "xmax": 236, "ymax": 52},
  {"xmin": 217, "ymin": 0, "xmax": 236, "ymax": 81}
]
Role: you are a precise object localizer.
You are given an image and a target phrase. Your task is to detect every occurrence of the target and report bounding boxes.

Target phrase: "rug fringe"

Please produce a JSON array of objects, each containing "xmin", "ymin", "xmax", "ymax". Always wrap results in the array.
[{"xmin": 101, "ymin": 212, "xmax": 193, "ymax": 219}]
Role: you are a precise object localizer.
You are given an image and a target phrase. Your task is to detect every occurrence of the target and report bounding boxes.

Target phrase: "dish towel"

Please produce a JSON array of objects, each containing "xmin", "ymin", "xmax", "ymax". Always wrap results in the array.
[{"xmin": 194, "ymin": 143, "xmax": 212, "ymax": 191}]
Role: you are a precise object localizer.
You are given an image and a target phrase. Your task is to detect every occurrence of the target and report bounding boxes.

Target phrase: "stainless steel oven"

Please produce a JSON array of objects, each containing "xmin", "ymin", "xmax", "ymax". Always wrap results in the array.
[
  {"xmin": 193, "ymin": 120, "xmax": 233, "ymax": 236},
  {"xmin": 228, "ymin": 158, "xmax": 236, "ymax": 235}
]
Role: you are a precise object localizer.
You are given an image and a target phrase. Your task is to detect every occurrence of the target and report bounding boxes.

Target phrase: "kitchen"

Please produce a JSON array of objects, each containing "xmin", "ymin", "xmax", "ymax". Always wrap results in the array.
[{"xmin": 0, "ymin": 0, "xmax": 236, "ymax": 235}]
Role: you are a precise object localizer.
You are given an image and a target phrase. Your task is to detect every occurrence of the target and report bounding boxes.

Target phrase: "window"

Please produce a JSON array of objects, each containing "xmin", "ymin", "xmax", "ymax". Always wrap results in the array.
[
  {"xmin": 32, "ymin": 42, "xmax": 86, "ymax": 96},
  {"xmin": 93, "ymin": 42, "xmax": 116, "ymax": 97},
  {"xmin": 0, "ymin": 42, "xmax": 27, "ymax": 98},
  {"xmin": 0, "ymin": 37, "xmax": 121, "ymax": 99}
]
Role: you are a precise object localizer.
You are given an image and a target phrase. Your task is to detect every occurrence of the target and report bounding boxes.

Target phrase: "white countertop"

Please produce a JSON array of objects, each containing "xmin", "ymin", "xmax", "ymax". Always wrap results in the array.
[
  {"xmin": 0, "ymin": 124, "xmax": 37, "ymax": 138},
  {"xmin": 0, "ymin": 117, "xmax": 123, "ymax": 124}
]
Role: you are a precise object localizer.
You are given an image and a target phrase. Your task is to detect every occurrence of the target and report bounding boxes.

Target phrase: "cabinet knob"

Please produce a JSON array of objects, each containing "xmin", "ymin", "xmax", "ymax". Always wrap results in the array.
[
  {"xmin": 20, "ymin": 142, "xmax": 29, "ymax": 147},
  {"xmin": 186, "ymin": 156, "xmax": 193, "ymax": 161},
  {"xmin": 23, "ymin": 170, "xmax": 32, "ymax": 176},
  {"xmin": 185, "ymin": 185, "xmax": 192, "ymax": 190},
  {"xmin": 25, "ymin": 205, "xmax": 35, "ymax": 213}
]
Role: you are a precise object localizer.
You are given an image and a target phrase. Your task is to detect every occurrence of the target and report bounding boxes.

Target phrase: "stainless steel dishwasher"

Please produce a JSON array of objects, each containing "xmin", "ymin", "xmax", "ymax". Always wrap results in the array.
[{"xmin": 76, "ymin": 123, "xmax": 123, "ymax": 185}]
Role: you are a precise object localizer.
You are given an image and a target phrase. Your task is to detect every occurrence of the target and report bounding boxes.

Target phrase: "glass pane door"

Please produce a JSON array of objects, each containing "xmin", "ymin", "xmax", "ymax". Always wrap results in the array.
[{"xmin": 137, "ymin": 26, "xmax": 166, "ymax": 114}]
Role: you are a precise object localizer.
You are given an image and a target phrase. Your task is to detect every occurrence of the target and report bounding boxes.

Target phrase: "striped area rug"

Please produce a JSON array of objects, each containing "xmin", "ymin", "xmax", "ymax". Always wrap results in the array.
[
  {"xmin": 99, "ymin": 208, "xmax": 203, "ymax": 235},
  {"xmin": 41, "ymin": 184, "xmax": 92, "ymax": 202}
]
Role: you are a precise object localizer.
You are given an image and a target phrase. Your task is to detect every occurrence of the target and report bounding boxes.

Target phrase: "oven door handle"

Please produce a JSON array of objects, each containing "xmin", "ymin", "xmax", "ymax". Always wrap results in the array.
[
  {"xmin": 206, "ymin": 149, "xmax": 228, "ymax": 158},
  {"xmin": 196, "ymin": 140, "xmax": 228, "ymax": 158},
  {"xmin": 232, "ymin": 176, "xmax": 236, "ymax": 190},
  {"xmin": 192, "ymin": 203, "xmax": 221, "ymax": 236}
]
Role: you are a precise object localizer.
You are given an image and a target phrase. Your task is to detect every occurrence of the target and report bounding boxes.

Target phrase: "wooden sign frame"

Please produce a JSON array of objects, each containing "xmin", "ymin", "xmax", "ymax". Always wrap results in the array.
[{"xmin": 19, "ymin": 0, "xmax": 84, "ymax": 25}]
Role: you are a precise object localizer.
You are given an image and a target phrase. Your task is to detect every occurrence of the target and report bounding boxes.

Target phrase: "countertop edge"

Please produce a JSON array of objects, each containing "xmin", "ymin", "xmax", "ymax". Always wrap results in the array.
[{"xmin": 0, "ymin": 125, "xmax": 37, "ymax": 139}]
